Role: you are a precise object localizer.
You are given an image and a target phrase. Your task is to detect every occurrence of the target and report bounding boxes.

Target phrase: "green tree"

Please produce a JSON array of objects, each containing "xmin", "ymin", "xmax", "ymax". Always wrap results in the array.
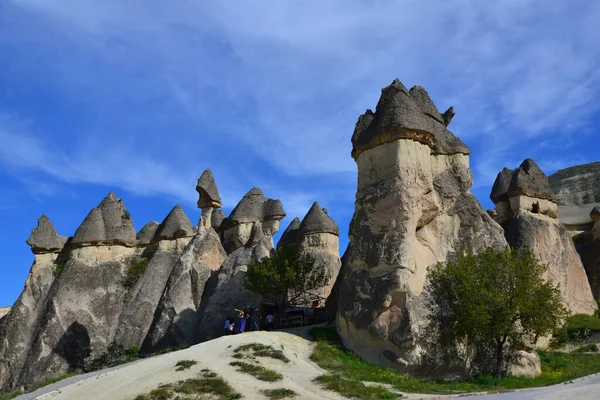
[
  {"xmin": 426, "ymin": 246, "xmax": 568, "ymax": 377},
  {"xmin": 244, "ymin": 246, "xmax": 330, "ymax": 325}
]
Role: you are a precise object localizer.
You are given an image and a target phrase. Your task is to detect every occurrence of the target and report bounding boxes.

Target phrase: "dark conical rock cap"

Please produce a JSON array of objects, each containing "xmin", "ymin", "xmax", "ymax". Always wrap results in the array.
[
  {"xmin": 153, "ymin": 205, "xmax": 195, "ymax": 240},
  {"xmin": 97, "ymin": 192, "xmax": 136, "ymax": 243},
  {"xmin": 277, "ymin": 217, "xmax": 301, "ymax": 249},
  {"xmin": 591, "ymin": 206, "xmax": 600, "ymax": 222},
  {"xmin": 299, "ymin": 202, "xmax": 339, "ymax": 236},
  {"xmin": 196, "ymin": 169, "xmax": 222, "ymax": 208},
  {"xmin": 351, "ymin": 78, "xmax": 470, "ymax": 159},
  {"xmin": 72, "ymin": 208, "xmax": 106, "ymax": 245},
  {"xmin": 27, "ymin": 215, "xmax": 67, "ymax": 253},
  {"xmin": 507, "ymin": 158, "xmax": 557, "ymax": 202},
  {"xmin": 136, "ymin": 221, "xmax": 160, "ymax": 244},
  {"xmin": 228, "ymin": 188, "xmax": 286, "ymax": 224},
  {"xmin": 490, "ymin": 168, "xmax": 515, "ymax": 204},
  {"xmin": 211, "ymin": 209, "xmax": 226, "ymax": 230}
]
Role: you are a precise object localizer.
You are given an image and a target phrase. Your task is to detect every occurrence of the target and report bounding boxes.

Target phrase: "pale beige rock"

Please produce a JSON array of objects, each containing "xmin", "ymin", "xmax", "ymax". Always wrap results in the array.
[
  {"xmin": 298, "ymin": 232, "xmax": 341, "ymax": 303},
  {"xmin": 509, "ymin": 195, "xmax": 558, "ymax": 219},
  {"xmin": 508, "ymin": 351, "xmax": 542, "ymax": 378},
  {"xmin": 0, "ymin": 307, "xmax": 9, "ymax": 319}
]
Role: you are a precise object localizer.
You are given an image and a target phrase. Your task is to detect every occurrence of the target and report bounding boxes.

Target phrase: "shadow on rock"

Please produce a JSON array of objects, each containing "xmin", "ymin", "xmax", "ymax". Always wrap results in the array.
[{"xmin": 54, "ymin": 321, "xmax": 91, "ymax": 371}]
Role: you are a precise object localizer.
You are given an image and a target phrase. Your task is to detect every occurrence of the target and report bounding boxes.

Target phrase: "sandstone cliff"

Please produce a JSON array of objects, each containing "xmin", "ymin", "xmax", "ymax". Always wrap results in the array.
[
  {"xmin": 335, "ymin": 79, "xmax": 508, "ymax": 377},
  {"xmin": 491, "ymin": 159, "xmax": 597, "ymax": 314}
]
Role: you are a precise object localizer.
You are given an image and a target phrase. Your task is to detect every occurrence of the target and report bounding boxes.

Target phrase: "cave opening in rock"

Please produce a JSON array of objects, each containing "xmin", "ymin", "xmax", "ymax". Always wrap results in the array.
[{"xmin": 532, "ymin": 202, "xmax": 540, "ymax": 214}]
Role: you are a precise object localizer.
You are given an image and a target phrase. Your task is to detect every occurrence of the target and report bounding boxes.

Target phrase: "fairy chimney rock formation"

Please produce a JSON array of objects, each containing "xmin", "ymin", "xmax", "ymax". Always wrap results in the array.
[
  {"xmin": 71, "ymin": 193, "xmax": 136, "ymax": 247},
  {"xmin": 220, "ymin": 188, "xmax": 286, "ymax": 252},
  {"xmin": 196, "ymin": 169, "xmax": 222, "ymax": 228},
  {"xmin": 277, "ymin": 217, "xmax": 301, "ymax": 249},
  {"xmin": 153, "ymin": 206, "xmax": 195, "ymax": 241},
  {"xmin": 136, "ymin": 221, "xmax": 160, "ymax": 245},
  {"xmin": 491, "ymin": 160, "xmax": 597, "ymax": 314},
  {"xmin": 211, "ymin": 209, "xmax": 226, "ymax": 230},
  {"xmin": 337, "ymin": 79, "xmax": 509, "ymax": 377},
  {"xmin": 298, "ymin": 203, "xmax": 341, "ymax": 301},
  {"xmin": 26, "ymin": 215, "xmax": 67, "ymax": 253}
]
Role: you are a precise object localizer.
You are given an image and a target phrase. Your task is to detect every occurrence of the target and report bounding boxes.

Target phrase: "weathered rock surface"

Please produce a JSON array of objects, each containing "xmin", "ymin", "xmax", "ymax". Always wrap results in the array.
[
  {"xmin": 196, "ymin": 169, "xmax": 222, "ymax": 209},
  {"xmin": 153, "ymin": 206, "xmax": 195, "ymax": 241},
  {"xmin": 0, "ymin": 307, "xmax": 9, "ymax": 319},
  {"xmin": 71, "ymin": 193, "xmax": 136, "ymax": 247},
  {"xmin": 220, "ymin": 188, "xmax": 286, "ymax": 253},
  {"xmin": 143, "ymin": 227, "xmax": 226, "ymax": 351},
  {"xmin": 549, "ymin": 162, "xmax": 600, "ymax": 207},
  {"xmin": 491, "ymin": 159, "xmax": 597, "ymax": 314},
  {"xmin": 27, "ymin": 216, "xmax": 68, "ymax": 253},
  {"xmin": 336, "ymin": 79, "xmax": 509, "ymax": 378},
  {"xmin": 277, "ymin": 218, "xmax": 301, "ymax": 249},
  {"xmin": 199, "ymin": 223, "xmax": 272, "ymax": 341},
  {"xmin": 136, "ymin": 221, "xmax": 160, "ymax": 245}
]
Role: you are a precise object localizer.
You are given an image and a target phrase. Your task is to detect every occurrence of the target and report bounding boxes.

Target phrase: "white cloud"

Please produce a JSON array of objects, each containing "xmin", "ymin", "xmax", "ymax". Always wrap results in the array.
[{"xmin": 2, "ymin": 0, "xmax": 600, "ymax": 200}]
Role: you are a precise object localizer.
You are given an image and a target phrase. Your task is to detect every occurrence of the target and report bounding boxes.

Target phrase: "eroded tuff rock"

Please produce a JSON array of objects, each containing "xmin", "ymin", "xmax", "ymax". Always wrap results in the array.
[
  {"xmin": 0, "ymin": 307, "xmax": 9, "ymax": 319},
  {"xmin": 142, "ymin": 226, "xmax": 226, "ymax": 351},
  {"xmin": 277, "ymin": 217, "xmax": 301, "ymax": 249},
  {"xmin": 336, "ymin": 79, "xmax": 509, "ymax": 378},
  {"xmin": 491, "ymin": 159, "xmax": 597, "ymax": 314},
  {"xmin": 199, "ymin": 223, "xmax": 272, "ymax": 341},
  {"xmin": 71, "ymin": 193, "xmax": 136, "ymax": 247},
  {"xmin": 220, "ymin": 188, "xmax": 286, "ymax": 253},
  {"xmin": 136, "ymin": 221, "xmax": 160, "ymax": 245},
  {"xmin": 196, "ymin": 169, "xmax": 222, "ymax": 209},
  {"xmin": 153, "ymin": 206, "xmax": 195, "ymax": 241},
  {"xmin": 27, "ymin": 216, "xmax": 68, "ymax": 253},
  {"xmin": 549, "ymin": 162, "xmax": 600, "ymax": 207}
]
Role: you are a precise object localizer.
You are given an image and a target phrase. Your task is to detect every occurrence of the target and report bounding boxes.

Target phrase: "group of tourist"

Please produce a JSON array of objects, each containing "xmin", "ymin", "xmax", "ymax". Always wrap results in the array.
[{"xmin": 223, "ymin": 305, "xmax": 275, "ymax": 335}]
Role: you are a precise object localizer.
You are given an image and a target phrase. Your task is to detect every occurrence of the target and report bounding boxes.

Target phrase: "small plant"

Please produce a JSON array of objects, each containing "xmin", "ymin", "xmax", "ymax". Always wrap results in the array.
[
  {"xmin": 315, "ymin": 375, "xmax": 399, "ymax": 399},
  {"xmin": 174, "ymin": 360, "xmax": 197, "ymax": 371},
  {"xmin": 123, "ymin": 209, "xmax": 131, "ymax": 219},
  {"xmin": 229, "ymin": 360, "xmax": 283, "ymax": 382},
  {"xmin": 574, "ymin": 344, "xmax": 599, "ymax": 353},
  {"xmin": 123, "ymin": 257, "xmax": 149, "ymax": 295},
  {"xmin": 53, "ymin": 264, "xmax": 64, "ymax": 277},
  {"xmin": 233, "ymin": 343, "xmax": 289, "ymax": 363},
  {"xmin": 261, "ymin": 388, "xmax": 297, "ymax": 399}
]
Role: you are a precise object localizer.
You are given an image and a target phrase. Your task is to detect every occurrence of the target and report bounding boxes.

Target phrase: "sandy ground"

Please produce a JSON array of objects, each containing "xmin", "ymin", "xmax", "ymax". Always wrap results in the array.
[
  {"xmin": 14, "ymin": 329, "xmax": 600, "ymax": 400},
  {"xmin": 20, "ymin": 330, "xmax": 346, "ymax": 400}
]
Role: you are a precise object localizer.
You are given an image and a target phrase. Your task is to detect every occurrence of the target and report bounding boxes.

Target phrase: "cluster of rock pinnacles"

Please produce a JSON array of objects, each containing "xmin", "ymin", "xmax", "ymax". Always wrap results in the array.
[{"xmin": 1, "ymin": 79, "xmax": 599, "ymax": 392}]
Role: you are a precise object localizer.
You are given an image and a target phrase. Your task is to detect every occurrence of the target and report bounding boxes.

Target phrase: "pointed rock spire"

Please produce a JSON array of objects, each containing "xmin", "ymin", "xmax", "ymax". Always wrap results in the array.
[
  {"xmin": 196, "ymin": 169, "xmax": 222, "ymax": 208},
  {"xmin": 26, "ymin": 215, "xmax": 67, "ymax": 253},
  {"xmin": 136, "ymin": 221, "xmax": 160, "ymax": 245},
  {"xmin": 490, "ymin": 167, "xmax": 514, "ymax": 204},
  {"xmin": 351, "ymin": 78, "xmax": 469, "ymax": 159},
  {"xmin": 507, "ymin": 158, "xmax": 557, "ymax": 202},
  {"xmin": 211, "ymin": 209, "xmax": 226, "ymax": 230},
  {"xmin": 277, "ymin": 217, "xmax": 301, "ymax": 249},
  {"xmin": 299, "ymin": 202, "xmax": 339, "ymax": 236},
  {"xmin": 153, "ymin": 206, "xmax": 194, "ymax": 241},
  {"xmin": 97, "ymin": 192, "xmax": 136, "ymax": 243},
  {"xmin": 72, "ymin": 208, "xmax": 106, "ymax": 246}
]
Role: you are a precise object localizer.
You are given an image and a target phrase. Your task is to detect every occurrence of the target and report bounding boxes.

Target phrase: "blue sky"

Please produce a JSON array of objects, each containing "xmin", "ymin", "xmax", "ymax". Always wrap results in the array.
[{"xmin": 1, "ymin": 0, "xmax": 599, "ymax": 306}]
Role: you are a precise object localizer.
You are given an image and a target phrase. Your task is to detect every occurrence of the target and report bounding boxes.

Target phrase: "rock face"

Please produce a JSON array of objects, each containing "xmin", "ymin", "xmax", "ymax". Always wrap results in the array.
[
  {"xmin": 219, "ymin": 188, "xmax": 286, "ymax": 253},
  {"xmin": 277, "ymin": 203, "xmax": 342, "ymax": 304},
  {"xmin": 336, "ymin": 79, "xmax": 509, "ymax": 378},
  {"xmin": 26, "ymin": 216, "xmax": 68, "ymax": 253},
  {"xmin": 549, "ymin": 163, "xmax": 600, "ymax": 300},
  {"xmin": 491, "ymin": 159, "xmax": 597, "ymax": 314},
  {"xmin": 0, "ymin": 307, "xmax": 9, "ymax": 319}
]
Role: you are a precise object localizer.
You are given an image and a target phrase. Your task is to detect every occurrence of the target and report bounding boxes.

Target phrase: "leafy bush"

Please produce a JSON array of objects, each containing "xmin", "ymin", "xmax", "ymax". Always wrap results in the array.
[
  {"xmin": 574, "ymin": 344, "xmax": 598, "ymax": 353},
  {"xmin": 551, "ymin": 314, "xmax": 600, "ymax": 348}
]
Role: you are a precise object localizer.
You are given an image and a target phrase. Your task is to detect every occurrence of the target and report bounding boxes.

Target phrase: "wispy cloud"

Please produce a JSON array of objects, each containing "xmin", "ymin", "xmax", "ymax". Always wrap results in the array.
[{"xmin": 2, "ymin": 0, "xmax": 599, "ymax": 206}]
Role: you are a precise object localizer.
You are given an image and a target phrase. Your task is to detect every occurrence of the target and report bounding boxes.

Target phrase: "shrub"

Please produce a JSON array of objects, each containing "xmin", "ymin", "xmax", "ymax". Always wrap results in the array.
[
  {"xmin": 123, "ymin": 257, "xmax": 149, "ymax": 293},
  {"xmin": 574, "ymin": 344, "xmax": 598, "ymax": 353},
  {"xmin": 84, "ymin": 343, "xmax": 139, "ymax": 372},
  {"xmin": 53, "ymin": 264, "xmax": 64, "ymax": 277},
  {"xmin": 551, "ymin": 314, "xmax": 600, "ymax": 348}
]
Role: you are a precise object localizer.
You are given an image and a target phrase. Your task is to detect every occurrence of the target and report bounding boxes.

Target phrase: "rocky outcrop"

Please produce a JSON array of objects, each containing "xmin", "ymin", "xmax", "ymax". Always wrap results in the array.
[
  {"xmin": 280, "ymin": 203, "xmax": 342, "ymax": 303},
  {"xmin": 491, "ymin": 159, "xmax": 597, "ymax": 314},
  {"xmin": 26, "ymin": 216, "xmax": 68, "ymax": 253},
  {"xmin": 549, "ymin": 162, "xmax": 600, "ymax": 207},
  {"xmin": 0, "ymin": 307, "xmax": 9, "ymax": 319},
  {"xmin": 219, "ymin": 188, "xmax": 286, "ymax": 253},
  {"xmin": 153, "ymin": 206, "xmax": 195, "ymax": 241},
  {"xmin": 198, "ymin": 223, "xmax": 272, "ymax": 341},
  {"xmin": 197, "ymin": 169, "xmax": 223, "ymax": 229},
  {"xmin": 71, "ymin": 193, "xmax": 137, "ymax": 247},
  {"xmin": 136, "ymin": 221, "xmax": 160, "ymax": 245},
  {"xmin": 336, "ymin": 79, "xmax": 509, "ymax": 378}
]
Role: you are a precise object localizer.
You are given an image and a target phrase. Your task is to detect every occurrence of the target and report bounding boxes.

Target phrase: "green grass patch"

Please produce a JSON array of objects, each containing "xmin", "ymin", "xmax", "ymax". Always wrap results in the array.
[
  {"xmin": 315, "ymin": 375, "xmax": 399, "ymax": 399},
  {"xmin": 174, "ymin": 359, "xmax": 197, "ymax": 371},
  {"xmin": 229, "ymin": 360, "xmax": 283, "ymax": 382},
  {"xmin": 310, "ymin": 327, "xmax": 600, "ymax": 396},
  {"xmin": 574, "ymin": 343, "xmax": 599, "ymax": 353},
  {"xmin": 565, "ymin": 314, "xmax": 600, "ymax": 331},
  {"xmin": 551, "ymin": 314, "xmax": 600, "ymax": 348},
  {"xmin": 85, "ymin": 343, "xmax": 139, "ymax": 371},
  {"xmin": 233, "ymin": 342, "xmax": 290, "ymax": 363},
  {"xmin": 261, "ymin": 388, "xmax": 298, "ymax": 399},
  {"xmin": 133, "ymin": 370, "xmax": 241, "ymax": 400}
]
